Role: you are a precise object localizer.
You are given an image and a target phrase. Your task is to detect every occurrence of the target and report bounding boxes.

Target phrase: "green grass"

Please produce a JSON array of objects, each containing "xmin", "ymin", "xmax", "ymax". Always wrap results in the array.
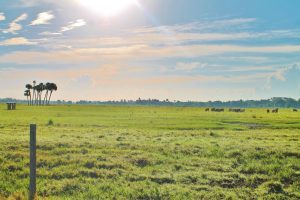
[{"xmin": 0, "ymin": 105, "xmax": 299, "ymax": 199}]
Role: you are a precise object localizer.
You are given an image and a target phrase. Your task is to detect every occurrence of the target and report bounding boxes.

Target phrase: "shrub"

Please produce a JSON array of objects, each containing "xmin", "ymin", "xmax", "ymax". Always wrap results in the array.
[
  {"xmin": 47, "ymin": 119, "xmax": 54, "ymax": 126},
  {"xmin": 209, "ymin": 131, "xmax": 218, "ymax": 137}
]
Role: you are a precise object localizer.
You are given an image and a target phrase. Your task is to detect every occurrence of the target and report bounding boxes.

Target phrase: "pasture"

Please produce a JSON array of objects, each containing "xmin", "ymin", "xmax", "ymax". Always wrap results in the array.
[{"xmin": 0, "ymin": 105, "xmax": 299, "ymax": 199}]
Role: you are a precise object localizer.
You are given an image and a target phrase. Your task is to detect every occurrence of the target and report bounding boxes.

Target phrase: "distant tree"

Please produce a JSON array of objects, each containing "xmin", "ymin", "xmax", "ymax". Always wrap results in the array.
[
  {"xmin": 26, "ymin": 81, "xmax": 49, "ymax": 106},
  {"xmin": 32, "ymin": 81, "xmax": 36, "ymax": 105},
  {"xmin": 25, "ymin": 84, "xmax": 33, "ymax": 105},
  {"xmin": 35, "ymin": 83, "xmax": 41, "ymax": 106},
  {"xmin": 36, "ymin": 83, "xmax": 46, "ymax": 106},
  {"xmin": 43, "ymin": 83, "xmax": 51, "ymax": 105},
  {"xmin": 24, "ymin": 90, "xmax": 30, "ymax": 105},
  {"xmin": 47, "ymin": 83, "xmax": 58, "ymax": 105}
]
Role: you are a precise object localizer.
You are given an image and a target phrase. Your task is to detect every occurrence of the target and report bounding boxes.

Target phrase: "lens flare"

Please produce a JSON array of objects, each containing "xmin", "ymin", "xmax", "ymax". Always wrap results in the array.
[{"xmin": 77, "ymin": 0, "xmax": 136, "ymax": 17}]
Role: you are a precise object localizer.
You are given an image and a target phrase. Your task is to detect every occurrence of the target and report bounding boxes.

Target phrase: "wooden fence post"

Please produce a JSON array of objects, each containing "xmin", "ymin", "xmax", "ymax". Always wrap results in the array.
[{"xmin": 29, "ymin": 124, "xmax": 36, "ymax": 200}]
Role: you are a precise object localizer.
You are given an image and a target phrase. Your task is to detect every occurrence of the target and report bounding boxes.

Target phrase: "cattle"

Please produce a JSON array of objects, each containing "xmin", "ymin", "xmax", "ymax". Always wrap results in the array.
[
  {"xmin": 293, "ymin": 109, "xmax": 298, "ymax": 112},
  {"xmin": 267, "ymin": 109, "xmax": 270, "ymax": 113},
  {"xmin": 229, "ymin": 108, "xmax": 245, "ymax": 113},
  {"xmin": 211, "ymin": 108, "xmax": 224, "ymax": 112},
  {"xmin": 272, "ymin": 108, "xmax": 279, "ymax": 113},
  {"xmin": 205, "ymin": 108, "xmax": 210, "ymax": 112}
]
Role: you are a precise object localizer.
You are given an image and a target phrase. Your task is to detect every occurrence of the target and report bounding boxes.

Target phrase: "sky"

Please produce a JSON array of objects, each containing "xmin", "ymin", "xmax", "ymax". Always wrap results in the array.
[{"xmin": 0, "ymin": 0, "xmax": 300, "ymax": 101}]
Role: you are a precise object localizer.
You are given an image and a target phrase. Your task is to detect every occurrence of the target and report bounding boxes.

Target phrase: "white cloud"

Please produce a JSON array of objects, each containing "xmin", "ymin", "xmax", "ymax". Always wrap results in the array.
[
  {"xmin": 2, "ymin": 13, "xmax": 28, "ymax": 34},
  {"xmin": 265, "ymin": 65, "xmax": 300, "ymax": 88},
  {"xmin": 217, "ymin": 18, "xmax": 257, "ymax": 26},
  {"xmin": 39, "ymin": 31, "xmax": 62, "ymax": 36},
  {"xmin": 1, "ymin": 44, "xmax": 300, "ymax": 65},
  {"xmin": 132, "ymin": 18, "xmax": 257, "ymax": 34},
  {"xmin": 12, "ymin": 13, "xmax": 28, "ymax": 23},
  {"xmin": 16, "ymin": 0, "xmax": 68, "ymax": 7},
  {"xmin": 261, "ymin": 65, "xmax": 300, "ymax": 98},
  {"xmin": 60, "ymin": 19, "xmax": 86, "ymax": 32},
  {"xmin": 0, "ymin": 37, "xmax": 37, "ymax": 46},
  {"xmin": 43, "ymin": 26, "xmax": 300, "ymax": 51},
  {"xmin": 38, "ymin": 19, "xmax": 86, "ymax": 36},
  {"xmin": 18, "ymin": 0, "xmax": 39, "ymax": 7},
  {"xmin": 0, "ymin": 12, "xmax": 5, "ymax": 21},
  {"xmin": 30, "ymin": 11, "xmax": 55, "ymax": 25},
  {"xmin": 215, "ymin": 65, "xmax": 275, "ymax": 73},
  {"xmin": 175, "ymin": 62, "xmax": 207, "ymax": 71},
  {"xmin": 271, "ymin": 68, "xmax": 288, "ymax": 81}
]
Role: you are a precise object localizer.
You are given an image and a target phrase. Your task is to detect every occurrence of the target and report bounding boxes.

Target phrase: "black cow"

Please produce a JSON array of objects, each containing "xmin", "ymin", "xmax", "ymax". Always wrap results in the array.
[
  {"xmin": 229, "ymin": 108, "xmax": 245, "ymax": 113},
  {"xmin": 212, "ymin": 108, "xmax": 224, "ymax": 112},
  {"xmin": 272, "ymin": 108, "xmax": 279, "ymax": 113}
]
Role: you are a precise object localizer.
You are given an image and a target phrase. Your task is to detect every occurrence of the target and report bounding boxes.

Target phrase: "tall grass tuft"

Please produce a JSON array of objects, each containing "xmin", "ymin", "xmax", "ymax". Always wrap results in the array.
[{"xmin": 47, "ymin": 119, "xmax": 54, "ymax": 126}]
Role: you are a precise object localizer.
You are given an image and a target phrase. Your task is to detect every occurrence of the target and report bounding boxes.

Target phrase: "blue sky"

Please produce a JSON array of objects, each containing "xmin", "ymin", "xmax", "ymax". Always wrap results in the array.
[{"xmin": 0, "ymin": 0, "xmax": 300, "ymax": 101}]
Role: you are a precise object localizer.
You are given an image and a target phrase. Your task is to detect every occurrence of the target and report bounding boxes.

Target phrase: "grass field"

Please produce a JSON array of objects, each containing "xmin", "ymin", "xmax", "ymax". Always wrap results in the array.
[{"xmin": 0, "ymin": 105, "xmax": 299, "ymax": 199}]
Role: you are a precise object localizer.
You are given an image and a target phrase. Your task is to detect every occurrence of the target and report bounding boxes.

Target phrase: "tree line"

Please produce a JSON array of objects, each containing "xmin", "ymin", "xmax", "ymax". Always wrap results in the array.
[
  {"xmin": 24, "ymin": 81, "xmax": 58, "ymax": 106},
  {"xmin": 74, "ymin": 97, "xmax": 300, "ymax": 108},
  {"xmin": 1, "ymin": 96, "xmax": 300, "ymax": 108}
]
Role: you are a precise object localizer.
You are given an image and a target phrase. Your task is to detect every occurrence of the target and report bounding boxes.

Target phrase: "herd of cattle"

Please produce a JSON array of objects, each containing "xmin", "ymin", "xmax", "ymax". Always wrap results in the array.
[
  {"xmin": 267, "ymin": 108, "xmax": 278, "ymax": 113},
  {"xmin": 205, "ymin": 108, "xmax": 298, "ymax": 113}
]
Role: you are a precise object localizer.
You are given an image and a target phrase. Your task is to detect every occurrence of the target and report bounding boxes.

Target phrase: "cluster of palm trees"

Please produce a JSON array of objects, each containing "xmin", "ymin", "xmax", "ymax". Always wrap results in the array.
[{"xmin": 24, "ymin": 81, "xmax": 58, "ymax": 106}]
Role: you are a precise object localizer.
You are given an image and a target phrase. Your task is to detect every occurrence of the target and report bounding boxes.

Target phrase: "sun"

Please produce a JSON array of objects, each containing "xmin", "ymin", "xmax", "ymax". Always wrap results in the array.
[{"xmin": 77, "ymin": 0, "xmax": 137, "ymax": 17}]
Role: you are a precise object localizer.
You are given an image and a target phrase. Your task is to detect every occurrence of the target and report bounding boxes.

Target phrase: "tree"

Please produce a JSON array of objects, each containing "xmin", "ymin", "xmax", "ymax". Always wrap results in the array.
[
  {"xmin": 32, "ymin": 81, "xmax": 36, "ymax": 105},
  {"xmin": 36, "ymin": 83, "xmax": 45, "ymax": 106},
  {"xmin": 25, "ymin": 84, "xmax": 33, "ymax": 105},
  {"xmin": 43, "ymin": 82, "xmax": 51, "ymax": 105},
  {"xmin": 24, "ymin": 90, "xmax": 30, "ymax": 105},
  {"xmin": 24, "ymin": 81, "xmax": 57, "ymax": 106},
  {"xmin": 47, "ymin": 83, "xmax": 58, "ymax": 105}
]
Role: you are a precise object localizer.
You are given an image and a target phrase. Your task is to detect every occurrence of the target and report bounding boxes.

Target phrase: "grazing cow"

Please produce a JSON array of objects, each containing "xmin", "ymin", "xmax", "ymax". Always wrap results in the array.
[
  {"xmin": 205, "ymin": 108, "xmax": 210, "ymax": 112},
  {"xmin": 229, "ymin": 108, "xmax": 245, "ymax": 113},
  {"xmin": 212, "ymin": 108, "xmax": 224, "ymax": 112},
  {"xmin": 272, "ymin": 108, "xmax": 279, "ymax": 113},
  {"xmin": 267, "ymin": 109, "xmax": 270, "ymax": 113},
  {"xmin": 293, "ymin": 109, "xmax": 298, "ymax": 112},
  {"xmin": 219, "ymin": 108, "xmax": 225, "ymax": 112}
]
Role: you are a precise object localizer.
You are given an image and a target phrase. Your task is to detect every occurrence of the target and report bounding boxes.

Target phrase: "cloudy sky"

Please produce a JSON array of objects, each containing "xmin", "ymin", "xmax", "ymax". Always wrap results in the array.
[{"xmin": 0, "ymin": 0, "xmax": 300, "ymax": 101}]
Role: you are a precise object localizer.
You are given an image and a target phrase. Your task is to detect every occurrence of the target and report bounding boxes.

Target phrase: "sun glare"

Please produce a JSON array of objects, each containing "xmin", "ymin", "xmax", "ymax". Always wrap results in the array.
[{"xmin": 77, "ymin": 0, "xmax": 137, "ymax": 17}]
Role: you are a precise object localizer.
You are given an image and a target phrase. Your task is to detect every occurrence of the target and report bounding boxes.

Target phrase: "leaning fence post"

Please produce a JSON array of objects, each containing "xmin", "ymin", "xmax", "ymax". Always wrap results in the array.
[{"xmin": 29, "ymin": 124, "xmax": 36, "ymax": 200}]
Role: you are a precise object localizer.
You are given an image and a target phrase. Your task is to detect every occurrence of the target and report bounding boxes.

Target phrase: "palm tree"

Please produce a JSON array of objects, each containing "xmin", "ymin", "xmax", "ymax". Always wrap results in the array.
[
  {"xmin": 33, "ymin": 85, "xmax": 39, "ymax": 105},
  {"xmin": 39, "ymin": 83, "xmax": 45, "ymax": 106},
  {"xmin": 34, "ymin": 85, "xmax": 39, "ymax": 106},
  {"xmin": 32, "ymin": 81, "xmax": 36, "ymax": 105},
  {"xmin": 36, "ymin": 83, "xmax": 45, "ymax": 106},
  {"xmin": 34, "ymin": 84, "xmax": 40, "ymax": 106},
  {"xmin": 43, "ymin": 82, "xmax": 51, "ymax": 105},
  {"xmin": 25, "ymin": 84, "xmax": 33, "ymax": 105},
  {"xmin": 24, "ymin": 90, "xmax": 30, "ymax": 105},
  {"xmin": 24, "ymin": 81, "xmax": 57, "ymax": 106},
  {"xmin": 47, "ymin": 83, "xmax": 57, "ymax": 105}
]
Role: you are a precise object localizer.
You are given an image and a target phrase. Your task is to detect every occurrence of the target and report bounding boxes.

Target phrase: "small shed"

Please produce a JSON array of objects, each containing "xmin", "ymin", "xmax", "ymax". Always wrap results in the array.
[{"xmin": 7, "ymin": 102, "xmax": 16, "ymax": 110}]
